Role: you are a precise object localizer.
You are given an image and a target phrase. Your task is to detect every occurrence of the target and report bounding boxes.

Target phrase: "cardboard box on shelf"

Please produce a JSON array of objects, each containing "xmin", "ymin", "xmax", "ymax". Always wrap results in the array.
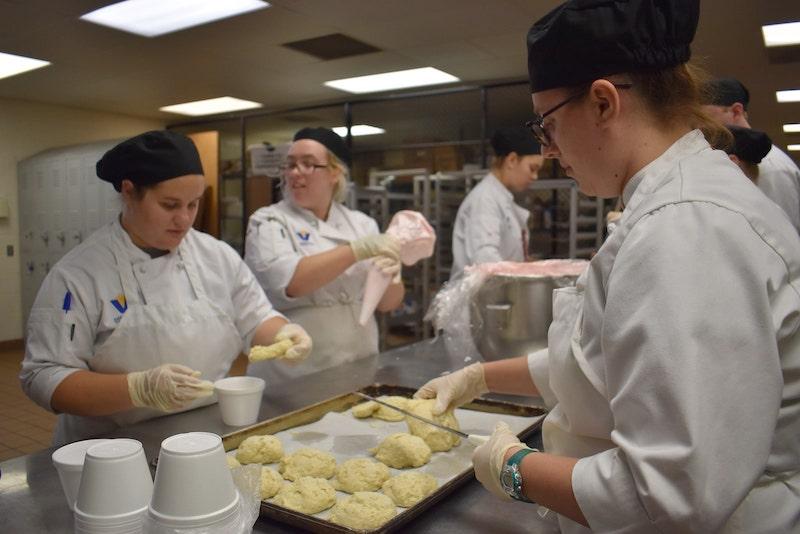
[{"xmin": 433, "ymin": 145, "xmax": 461, "ymax": 172}]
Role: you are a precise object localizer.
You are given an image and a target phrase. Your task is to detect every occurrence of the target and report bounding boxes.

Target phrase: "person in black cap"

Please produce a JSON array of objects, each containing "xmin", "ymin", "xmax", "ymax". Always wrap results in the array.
[
  {"xmin": 450, "ymin": 126, "xmax": 543, "ymax": 279},
  {"xmin": 703, "ymin": 77, "xmax": 800, "ymax": 233},
  {"xmin": 414, "ymin": 1, "xmax": 800, "ymax": 532},
  {"xmin": 245, "ymin": 127, "xmax": 404, "ymax": 382},
  {"xmin": 724, "ymin": 126, "xmax": 773, "ymax": 183},
  {"xmin": 20, "ymin": 130, "xmax": 312, "ymax": 446}
]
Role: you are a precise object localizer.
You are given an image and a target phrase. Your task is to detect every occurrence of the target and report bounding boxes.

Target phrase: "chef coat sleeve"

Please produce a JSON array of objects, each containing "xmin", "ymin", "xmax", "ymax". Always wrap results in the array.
[
  {"xmin": 464, "ymin": 200, "xmax": 506, "ymax": 265},
  {"xmin": 19, "ymin": 268, "xmax": 97, "ymax": 412},
  {"xmin": 527, "ymin": 348, "xmax": 557, "ymax": 409},
  {"xmin": 572, "ymin": 202, "xmax": 788, "ymax": 533}
]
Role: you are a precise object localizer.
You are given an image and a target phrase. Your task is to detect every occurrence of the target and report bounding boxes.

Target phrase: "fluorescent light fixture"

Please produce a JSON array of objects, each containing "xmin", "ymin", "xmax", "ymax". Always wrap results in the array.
[
  {"xmin": 0, "ymin": 51, "xmax": 50, "ymax": 80},
  {"xmin": 332, "ymin": 125, "xmax": 386, "ymax": 137},
  {"xmin": 784, "ymin": 124, "xmax": 800, "ymax": 133},
  {"xmin": 777, "ymin": 90, "xmax": 800, "ymax": 103},
  {"xmin": 80, "ymin": 0, "xmax": 269, "ymax": 37},
  {"xmin": 762, "ymin": 21, "xmax": 800, "ymax": 47},
  {"xmin": 324, "ymin": 67, "xmax": 459, "ymax": 94},
  {"xmin": 160, "ymin": 96, "xmax": 262, "ymax": 116},
  {"xmin": 788, "ymin": 145, "xmax": 800, "ymax": 151}
]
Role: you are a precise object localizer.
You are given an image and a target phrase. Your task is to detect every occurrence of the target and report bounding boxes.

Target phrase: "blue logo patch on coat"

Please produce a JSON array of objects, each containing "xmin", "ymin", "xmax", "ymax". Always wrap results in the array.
[
  {"xmin": 296, "ymin": 230, "xmax": 312, "ymax": 242},
  {"xmin": 111, "ymin": 294, "xmax": 128, "ymax": 314}
]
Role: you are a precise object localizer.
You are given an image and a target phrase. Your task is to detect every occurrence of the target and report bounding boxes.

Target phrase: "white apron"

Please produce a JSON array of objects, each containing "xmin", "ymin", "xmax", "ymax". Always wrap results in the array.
[{"xmin": 53, "ymin": 237, "xmax": 242, "ymax": 446}]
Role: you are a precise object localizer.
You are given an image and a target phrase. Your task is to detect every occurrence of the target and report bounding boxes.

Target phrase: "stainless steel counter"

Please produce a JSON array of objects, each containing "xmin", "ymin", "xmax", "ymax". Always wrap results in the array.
[{"xmin": 0, "ymin": 337, "xmax": 550, "ymax": 533}]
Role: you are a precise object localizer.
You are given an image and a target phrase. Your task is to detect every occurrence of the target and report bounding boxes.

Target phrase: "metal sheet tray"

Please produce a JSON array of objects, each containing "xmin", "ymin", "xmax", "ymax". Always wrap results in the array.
[{"xmin": 222, "ymin": 384, "xmax": 546, "ymax": 534}]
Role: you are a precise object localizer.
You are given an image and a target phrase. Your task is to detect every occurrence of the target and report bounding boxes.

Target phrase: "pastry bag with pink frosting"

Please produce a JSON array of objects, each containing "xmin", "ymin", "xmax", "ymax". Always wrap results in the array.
[{"xmin": 359, "ymin": 210, "xmax": 436, "ymax": 325}]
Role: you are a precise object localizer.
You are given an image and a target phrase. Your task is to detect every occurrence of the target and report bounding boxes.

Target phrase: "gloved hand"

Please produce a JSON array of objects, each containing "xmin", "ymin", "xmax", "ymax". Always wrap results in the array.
[
  {"xmin": 472, "ymin": 421, "xmax": 529, "ymax": 500},
  {"xmin": 350, "ymin": 233, "xmax": 400, "ymax": 262},
  {"xmin": 373, "ymin": 255, "xmax": 402, "ymax": 284},
  {"xmin": 274, "ymin": 323, "xmax": 312, "ymax": 363},
  {"xmin": 127, "ymin": 363, "xmax": 214, "ymax": 412},
  {"xmin": 414, "ymin": 362, "xmax": 488, "ymax": 415}
]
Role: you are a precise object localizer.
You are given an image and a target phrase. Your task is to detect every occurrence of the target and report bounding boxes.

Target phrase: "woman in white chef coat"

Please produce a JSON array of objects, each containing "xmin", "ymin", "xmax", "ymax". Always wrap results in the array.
[
  {"xmin": 245, "ymin": 127, "xmax": 404, "ymax": 380},
  {"xmin": 416, "ymin": 1, "xmax": 800, "ymax": 532},
  {"xmin": 20, "ymin": 130, "xmax": 312, "ymax": 446},
  {"xmin": 450, "ymin": 127, "xmax": 543, "ymax": 279}
]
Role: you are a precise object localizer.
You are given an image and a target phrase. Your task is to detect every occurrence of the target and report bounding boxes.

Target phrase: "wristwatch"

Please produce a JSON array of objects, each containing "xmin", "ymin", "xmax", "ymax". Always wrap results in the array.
[{"xmin": 500, "ymin": 448, "xmax": 537, "ymax": 502}]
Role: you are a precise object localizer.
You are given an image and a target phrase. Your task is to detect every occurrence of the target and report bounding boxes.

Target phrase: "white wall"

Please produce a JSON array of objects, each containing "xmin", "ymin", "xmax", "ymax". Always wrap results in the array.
[{"xmin": 0, "ymin": 97, "xmax": 163, "ymax": 341}]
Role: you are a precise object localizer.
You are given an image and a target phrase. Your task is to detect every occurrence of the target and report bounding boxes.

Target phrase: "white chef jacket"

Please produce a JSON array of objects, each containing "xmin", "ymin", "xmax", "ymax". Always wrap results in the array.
[
  {"xmin": 450, "ymin": 173, "xmax": 530, "ymax": 279},
  {"xmin": 20, "ymin": 219, "xmax": 281, "ymax": 440},
  {"xmin": 758, "ymin": 144, "xmax": 800, "ymax": 234},
  {"xmin": 527, "ymin": 130, "xmax": 800, "ymax": 533},
  {"xmin": 244, "ymin": 200, "xmax": 380, "ymax": 380}
]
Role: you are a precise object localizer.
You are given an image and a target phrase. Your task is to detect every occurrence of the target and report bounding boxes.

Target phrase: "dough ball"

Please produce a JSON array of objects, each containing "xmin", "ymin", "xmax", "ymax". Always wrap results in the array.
[
  {"xmin": 279, "ymin": 448, "xmax": 337, "ymax": 481},
  {"xmin": 272, "ymin": 476, "xmax": 336, "ymax": 514},
  {"xmin": 235, "ymin": 435, "xmax": 283, "ymax": 464},
  {"xmin": 382, "ymin": 472, "xmax": 438, "ymax": 507},
  {"xmin": 373, "ymin": 396, "xmax": 411, "ymax": 421},
  {"xmin": 334, "ymin": 458, "xmax": 390, "ymax": 493},
  {"xmin": 370, "ymin": 432, "xmax": 431, "ymax": 469},
  {"xmin": 226, "ymin": 455, "xmax": 241, "ymax": 469},
  {"xmin": 352, "ymin": 401, "xmax": 379, "ymax": 418},
  {"xmin": 329, "ymin": 492, "xmax": 396, "ymax": 530},
  {"xmin": 260, "ymin": 467, "xmax": 284, "ymax": 499},
  {"xmin": 405, "ymin": 398, "xmax": 461, "ymax": 452}
]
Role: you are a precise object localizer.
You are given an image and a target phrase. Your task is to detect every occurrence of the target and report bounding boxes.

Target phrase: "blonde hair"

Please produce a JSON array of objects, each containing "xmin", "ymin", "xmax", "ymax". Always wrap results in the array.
[{"xmin": 327, "ymin": 149, "xmax": 350, "ymax": 203}]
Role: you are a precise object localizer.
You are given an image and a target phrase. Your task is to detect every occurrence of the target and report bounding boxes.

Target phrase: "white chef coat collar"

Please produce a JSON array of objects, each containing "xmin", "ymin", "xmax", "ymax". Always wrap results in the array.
[
  {"xmin": 485, "ymin": 172, "xmax": 514, "ymax": 201},
  {"xmin": 622, "ymin": 129, "xmax": 709, "ymax": 208},
  {"xmin": 111, "ymin": 217, "xmax": 179, "ymax": 264}
]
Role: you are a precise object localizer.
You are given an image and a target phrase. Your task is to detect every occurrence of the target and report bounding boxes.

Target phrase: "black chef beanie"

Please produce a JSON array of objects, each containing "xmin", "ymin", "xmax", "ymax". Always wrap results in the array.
[
  {"xmin": 293, "ymin": 127, "xmax": 351, "ymax": 167},
  {"xmin": 725, "ymin": 126, "xmax": 771, "ymax": 165},
  {"xmin": 97, "ymin": 130, "xmax": 203, "ymax": 192},
  {"xmin": 491, "ymin": 127, "xmax": 541, "ymax": 157},
  {"xmin": 704, "ymin": 78, "xmax": 750, "ymax": 110},
  {"xmin": 527, "ymin": 0, "xmax": 700, "ymax": 93}
]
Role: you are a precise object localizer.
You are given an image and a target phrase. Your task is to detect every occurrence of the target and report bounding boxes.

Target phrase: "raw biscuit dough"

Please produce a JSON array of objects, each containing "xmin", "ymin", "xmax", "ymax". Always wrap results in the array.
[
  {"xmin": 226, "ymin": 455, "xmax": 241, "ymax": 468},
  {"xmin": 352, "ymin": 401, "xmax": 379, "ymax": 418},
  {"xmin": 279, "ymin": 447, "xmax": 337, "ymax": 481},
  {"xmin": 405, "ymin": 398, "xmax": 461, "ymax": 451},
  {"xmin": 382, "ymin": 472, "xmax": 439, "ymax": 507},
  {"xmin": 334, "ymin": 458, "xmax": 390, "ymax": 493},
  {"xmin": 260, "ymin": 467, "xmax": 284, "ymax": 499},
  {"xmin": 351, "ymin": 396, "xmax": 409, "ymax": 421},
  {"xmin": 272, "ymin": 476, "xmax": 336, "ymax": 514},
  {"xmin": 370, "ymin": 432, "xmax": 431, "ymax": 469},
  {"xmin": 235, "ymin": 435, "xmax": 284, "ymax": 464},
  {"xmin": 329, "ymin": 492, "xmax": 396, "ymax": 530}
]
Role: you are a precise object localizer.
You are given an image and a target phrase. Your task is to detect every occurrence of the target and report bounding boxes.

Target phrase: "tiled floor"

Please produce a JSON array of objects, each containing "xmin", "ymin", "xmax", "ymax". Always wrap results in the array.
[{"xmin": 0, "ymin": 344, "xmax": 57, "ymax": 461}]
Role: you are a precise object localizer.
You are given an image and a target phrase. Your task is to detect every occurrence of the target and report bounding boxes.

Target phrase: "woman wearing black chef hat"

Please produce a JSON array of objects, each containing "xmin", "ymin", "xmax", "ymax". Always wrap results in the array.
[
  {"xmin": 450, "ymin": 126, "xmax": 543, "ymax": 279},
  {"xmin": 415, "ymin": 1, "xmax": 800, "ymax": 532},
  {"xmin": 20, "ymin": 130, "xmax": 311, "ymax": 446}
]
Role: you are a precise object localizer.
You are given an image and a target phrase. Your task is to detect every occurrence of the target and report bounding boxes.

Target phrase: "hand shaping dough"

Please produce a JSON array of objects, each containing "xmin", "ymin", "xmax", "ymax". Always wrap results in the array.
[
  {"xmin": 351, "ymin": 396, "xmax": 410, "ymax": 421},
  {"xmin": 235, "ymin": 435, "xmax": 284, "ymax": 464},
  {"xmin": 226, "ymin": 455, "xmax": 241, "ymax": 469},
  {"xmin": 279, "ymin": 447, "xmax": 337, "ymax": 481},
  {"xmin": 272, "ymin": 476, "xmax": 336, "ymax": 514},
  {"xmin": 370, "ymin": 432, "xmax": 431, "ymax": 469},
  {"xmin": 329, "ymin": 492, "xmax": 396, "ymax": 530},
  {"xmin": 260, "ymin": 466, "xmax": 284, "ymax": 499},
  {"xmin": 382, "ymin": 472, "xmax": 438, "ymax": 507},
  {"xmin": 334, "ymin": 458, "xmax": 390, "ymax": 493},
  {"xmin": 405, "ymin": 398, "xmax": 461, "ymax": 451}
]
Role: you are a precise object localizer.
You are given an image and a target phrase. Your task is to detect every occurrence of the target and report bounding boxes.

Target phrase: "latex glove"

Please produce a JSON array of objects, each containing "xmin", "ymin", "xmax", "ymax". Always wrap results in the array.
[
  {"xmin": 350, "ymin": 233, "xmax": 400, "ymax": 262},
  {"xmin": 373, "ymin": 255, "xmax": 402, "ymax": 284},
  {"xmin": 414, "ymin": 362, "xmax": 488, "ymax": 415},
  {"xmin": 127, "ymin": 363, "xmax": 214, "ymax": 412},
  {"xmin": 472, "ymin": 421, "xmax": 527, "ymax": 500},
  {"xmin": 274, "ymin": 323, "xmax": 312, "ymax": 363}
]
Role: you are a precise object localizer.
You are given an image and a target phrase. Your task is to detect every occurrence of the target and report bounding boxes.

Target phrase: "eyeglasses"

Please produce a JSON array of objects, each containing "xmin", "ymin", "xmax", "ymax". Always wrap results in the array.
[
  {"xmin": 526, "ymin": 83, "xmax": 633, "ymax": 147},
  {"xmin": 279, "ymin": 160, "xmax": 329, "ymax": 175}
]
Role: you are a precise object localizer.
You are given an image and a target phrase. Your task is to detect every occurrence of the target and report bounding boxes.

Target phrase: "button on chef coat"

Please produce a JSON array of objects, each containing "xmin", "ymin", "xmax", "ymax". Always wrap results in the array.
[
  {"xmin": 527, "ymin": 130, "xmax": 800, "ymax": 533},
  {"xmin": 20, "ymin": 219, "xmax": 281, "ymax": 417},
  {"xmin": 757, "ymin": 144, "xmax": 800, "ymax": 234},
  {"xmin": 450, "ymin": 173, "xmax": 530, "ymax": 279}
]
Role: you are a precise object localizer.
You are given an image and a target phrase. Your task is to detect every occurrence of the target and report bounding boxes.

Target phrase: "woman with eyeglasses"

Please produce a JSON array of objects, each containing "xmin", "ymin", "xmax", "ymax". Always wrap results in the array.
[
  {"xmin": 245, "ymin": 127, "xmax": 404, "ymax": 381},
  {"xmin": 450, "ymin": 126, "xmax": 543, "ymax": 280},
  {"xmin": 415, "ymin": 1, "xmax": 800, "ymax": 532}
]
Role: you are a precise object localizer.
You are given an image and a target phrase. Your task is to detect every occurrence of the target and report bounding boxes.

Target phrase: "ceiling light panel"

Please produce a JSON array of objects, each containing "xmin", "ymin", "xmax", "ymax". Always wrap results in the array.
[
  {"xmin": 777, "ymin": 90, "xmax": 800, "ymax": 103},
  {"xmin": 332, "ymin": 125, "xmax": 386, "ymax": 137},
  {"xmin": 788, "ymin": 145, "xmax": 800, "ymax": 151},
  {"xmin": 784, "ymin": 124, "xmax": 800, "ymax": 133},
  {"xmin": 762, "ymin": 21, "xmax": 800, "ymax": 47},
  {"xmin": 0, "ymin": 51, "xmax": 50, "ymax": 81},
  {"xmin": 160, "ymin": 97, "xmax": 262, "ymax": 116},
  {"xmin": 324, "ymin": 67, "xmax": 459, "ymax": 94},
  {"xmin": 80, "ymin": 0, "xmax": 270, "ymax": 38}
]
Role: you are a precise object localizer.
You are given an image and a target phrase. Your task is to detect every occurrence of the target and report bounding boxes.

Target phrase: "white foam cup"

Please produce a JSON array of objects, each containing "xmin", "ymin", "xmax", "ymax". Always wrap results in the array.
[
  {"xmin": 148, "ymin": 432, "xmax": 239, "ymax": 528},
  {"xmin": 51, "ymin": 439, "xmax": 111, "ymax": 511},
  {"xmin": 214, "ymin": 376, "xmax": 265, "ymax": 426},
  {"xmin": 74, "ymin": 439, "xmax": 153, "ymax": 528}
]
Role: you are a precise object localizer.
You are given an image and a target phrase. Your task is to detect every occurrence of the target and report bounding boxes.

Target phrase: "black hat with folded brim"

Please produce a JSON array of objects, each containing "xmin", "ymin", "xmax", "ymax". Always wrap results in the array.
[
  {"xmin": 491, "ymin": 127, "xmax": 541, "ymax": 157},
  {"xmin": 527, "ymin": 0, "xmax": 700, "ymax": 93},
  {"xmin": 704, "ymin": 78, "xmax": 750, "ymax": 110},
  {"xmin": 726, "ymin": 126, "xmax": 772, "ymax": 165},
  {"xmin": 293, "ymin": 127, "xmax": 352, "ymax": 167},
  {"xmin": 97, "ymin": 130, "xmax": 204, "ymax": 192}
]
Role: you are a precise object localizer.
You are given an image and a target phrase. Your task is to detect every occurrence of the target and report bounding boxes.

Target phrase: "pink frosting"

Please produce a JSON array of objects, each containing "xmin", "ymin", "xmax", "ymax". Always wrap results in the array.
[
  {"xmin": 466, "ymin": 259, "xmax": 588, "ymax": 278},
  {"xmin": 386, "ymin": 210, "xmax": 436, "ymax": 265}
]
